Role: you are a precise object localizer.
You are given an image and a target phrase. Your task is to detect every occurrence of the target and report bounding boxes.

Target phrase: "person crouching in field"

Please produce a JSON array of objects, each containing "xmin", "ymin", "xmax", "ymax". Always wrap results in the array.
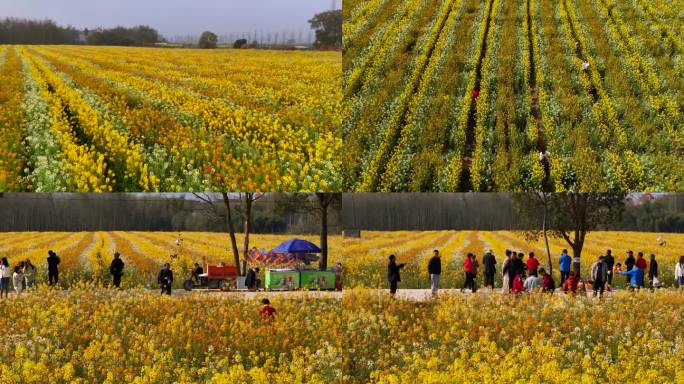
[
  {"xmin": 562, "ymin": 272, "xmax": 580, "ymax": 295},
  {"xmin": 523, "ymin": 270, "xmax": 542, "ymax": 292},
  {"xmin": 511, "ymin": 270, "xmax": 525, "ymax": 294},
  {"xmin": 387, "ymin": 254, "xmax": 405, "ymax": 296},
  {"xmin": 427, "ymin": 250, "xmax": 441, "ymax": 296},
  {"xmin": 618, "ymin": 266, "xmax": 643, "ymax": 291},
  {"xmin": 158, "ymin": 263, "xmax": 174, "ymax": 295},
  {"xmin": 539, "ymin": 268, "xmax": 555, "ymax": 293},
  {"xmin": 260, "ymin": 298, "xmax": 276, "ymax": 321}
]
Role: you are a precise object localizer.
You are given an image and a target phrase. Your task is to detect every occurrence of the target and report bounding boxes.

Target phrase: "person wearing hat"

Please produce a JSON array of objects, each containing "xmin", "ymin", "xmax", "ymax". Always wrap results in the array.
[
  {"xmin": 110, "ymin": 252, "xmax": 125, "ymax": 288},
  {"xmin": 482, "ymin": 249, "xmax": 497, "ymax": 289}
]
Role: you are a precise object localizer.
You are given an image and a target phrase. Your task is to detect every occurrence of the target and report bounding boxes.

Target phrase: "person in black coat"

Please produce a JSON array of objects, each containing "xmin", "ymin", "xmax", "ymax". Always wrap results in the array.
[
  {"xmin": 387, "ymin": 254, "xmax": 405, "ymax": 296},
  {"xmin": 515, "ymin": 252, "xmax": 526, "ymax": 277},
  {"xmin": 625, "ymin": 250, "xmax": 635, "ymax": 271},
  {"xmin": 109, "ymin": 252, "xmax": 125, "ymax": 288},
  {"xmin": 603, "ymin": 249, "xmax": 615, "ymax": 287},
  {"xmin": 482, "ymin": 250, "xmax": 497, "ymax": 288},
  {"xmin": 47, "ymin": 250, "xmax": 60, "ymax": 286},
  {"xmin": 649, "ymin": 254, "xmax": 659, "ymax": 287},
  {"xmin": 245, "ymin": 267, "xmax": 261, "ymax": 291},
  {"xmin": 158, "ymin": 263, "xmax": 174, "ymax": 295},
  {"xmin": 427, "ymin": 250, "xmax": 441, "ymax": 295}
]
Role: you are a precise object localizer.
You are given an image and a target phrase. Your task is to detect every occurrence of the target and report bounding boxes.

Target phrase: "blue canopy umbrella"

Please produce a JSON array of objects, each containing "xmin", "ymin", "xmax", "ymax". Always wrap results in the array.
[{"xmin": 272, "ymin": 238, "xmax": 321, "ymax": 254}]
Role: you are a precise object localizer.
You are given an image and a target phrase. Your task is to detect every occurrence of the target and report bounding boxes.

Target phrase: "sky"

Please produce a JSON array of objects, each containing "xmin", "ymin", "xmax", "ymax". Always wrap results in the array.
[{"xmin": 0, "ymin": 0, "xmax": 336, "ymax": 39}]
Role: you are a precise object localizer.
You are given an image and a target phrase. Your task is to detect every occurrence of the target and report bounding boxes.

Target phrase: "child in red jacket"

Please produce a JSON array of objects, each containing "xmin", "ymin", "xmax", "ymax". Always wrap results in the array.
[
  {"xmin": 260, "ymin": 298, "xmax": 276, "ymax": 321},
  {"xmin": 562, "ymin": 273, "xmax": 580, "ymax": 295},
  {"xmin": 511, "ymin": 271, "xmax": 525, "ymax": 294}
]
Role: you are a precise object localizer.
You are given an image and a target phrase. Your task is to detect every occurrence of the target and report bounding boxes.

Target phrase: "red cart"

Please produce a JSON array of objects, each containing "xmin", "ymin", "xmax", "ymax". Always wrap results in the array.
[{"xmin": 183, "ymin": 264, "xmax": 238, "ymax": 291}]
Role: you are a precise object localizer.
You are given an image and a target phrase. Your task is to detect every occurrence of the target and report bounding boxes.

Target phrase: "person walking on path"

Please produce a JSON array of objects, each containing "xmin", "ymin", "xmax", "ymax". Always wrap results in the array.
[
  {"xmin": 110, "ymin": 252, "xmax": 125, "ymax": 288},
  {"xmin": 23, "ymin": 259, "xmax": 35, "ymax": 289},
  {"xmin": 591, "ymin": 256, "xmax": 608, "ymax": 297},
  {"xmin": 47, "ymin": 250, "xmax": 60, "ymax": 286},
  {"xmin": 618, "ymin": 266, "xmax": 644, "ymax": 291},
  {"xmin": 559, "ymin": 249, "xmax": 572, "ymax": 285},
  {"xmin": 427, "ymin": 250, "xmax": 441, "ymax": 296},
  {"xmin": 675, "ymin": 256, "xmax": 684, "ymax": 288},
  {"xmin": 635, "ymin": 252, "xmax": 647, "ymax": 287},
  {"xmin": 331, "ymin": 263, "xmax": 343, "ymax": 291},
  {"xmin": 624, "ymin": 250, "xmax": 635, "ymax": 271},
  {"xmin": 603, "ymin": 250, "xmax": 615, "ymax": 288},
  {"xmin": 501, "ymin": 250, "xmax": 513, "ymax": 293},
  {"xmin": 387, "ymin": 255, "xmax": 405, "ymax": 296},
  {"xmin": 464, "ymin": 253, "xmax": 479, "ymax": 293},
  {"xmin": 539, "ymin": 268, "xmax": 555, "ymax": 293},
  {"xmin": 482, "ymin": 250, "xmax": 496, "ymax": 289},
  {"xmin": 0, "ymin": 258, "xmax": 10, "ymax": 299},
  {"xmin": 648, "ymin": 254, "xmax": 659, "ymax": 288},
  {"xmin": 526, "ymin": 252, "xmax": 539, "ymax": 277},
  {"xmin": 158, "ymin": 263, "xmax": 174, "ymax": 295},
  {"xmin": 12, "ymin": 266, "xmax": 24, "ymax": 295}
]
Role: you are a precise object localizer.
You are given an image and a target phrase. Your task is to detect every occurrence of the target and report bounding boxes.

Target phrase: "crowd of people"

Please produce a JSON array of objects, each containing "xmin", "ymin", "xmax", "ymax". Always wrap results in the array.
[{"xmin": 389, "ymin": 249, "xmax": 684, "ymax": 297}]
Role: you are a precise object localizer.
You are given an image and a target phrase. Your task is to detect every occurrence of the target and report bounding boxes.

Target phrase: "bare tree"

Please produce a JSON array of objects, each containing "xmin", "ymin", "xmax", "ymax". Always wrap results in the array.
[
  {"xmin": 192, "ymin": 193, "xmax": 241, "ymax": 275},
  {"xmin": 239, "ymin": 192, "xmax": 264, "ymax": 271},
  {"xmin": 514, "ymin": 193, "xmax": 626, "ymax": 277}
]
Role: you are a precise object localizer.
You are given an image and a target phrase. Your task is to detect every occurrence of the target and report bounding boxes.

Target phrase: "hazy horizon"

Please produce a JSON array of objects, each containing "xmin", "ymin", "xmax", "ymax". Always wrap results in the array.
[{"xmin": 0, "ymin": 0, "xmax": 337, "ymax": 40}]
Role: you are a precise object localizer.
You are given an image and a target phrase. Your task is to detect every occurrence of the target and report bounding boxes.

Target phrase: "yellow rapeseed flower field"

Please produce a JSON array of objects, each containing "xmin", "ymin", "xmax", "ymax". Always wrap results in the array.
[
  {"xmin": 0, "ymin": 45, "xmax": 341, "ymax": 192},
  {"xmin": 342, "ymin": 288, "xmax": 684, "ymax": 383}
]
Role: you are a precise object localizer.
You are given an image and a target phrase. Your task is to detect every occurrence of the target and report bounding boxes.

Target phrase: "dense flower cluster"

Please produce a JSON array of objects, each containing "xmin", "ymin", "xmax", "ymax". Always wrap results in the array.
[
  {"xmin": 339, "ymin": 231, "xmax": 684, "ymax": 288},
  {"xmin": 0, "ymin": 286, "xmax": 345, "ymax": 383},
  {"xmin": 342, "ymin": 288, "xmax": 684, "ymax": 383},
  {"xmin": 0, "ymin": 45, "xmax": 341, "ymax": 192},
  {"xmin": 343, "ymin": 0, "xmax": 683, "ymax": 191}
]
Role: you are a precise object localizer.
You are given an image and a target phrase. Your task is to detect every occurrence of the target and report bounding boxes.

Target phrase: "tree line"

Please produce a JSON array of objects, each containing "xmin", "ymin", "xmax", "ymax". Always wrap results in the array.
[{"xmin": 0, "ymin": 9, "xmax": 341, "ymax": 49}]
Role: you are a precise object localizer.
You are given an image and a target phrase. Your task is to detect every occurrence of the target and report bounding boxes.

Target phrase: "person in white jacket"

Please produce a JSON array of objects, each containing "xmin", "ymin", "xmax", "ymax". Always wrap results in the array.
[
  {"xmin": 12, "ymin": 266, "xmax": 24, "ymax": 295},
  {"xmin": 675, "ymin": 256, "xmax": 684, "ymax": 288},
  {"xmin": 0, "ymin": 257, "xmax": 10, "ymax": 299}
]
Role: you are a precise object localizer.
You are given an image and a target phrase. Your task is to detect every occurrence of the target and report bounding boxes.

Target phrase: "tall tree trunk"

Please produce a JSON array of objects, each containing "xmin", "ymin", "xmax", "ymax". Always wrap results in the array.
[
  {"xmin": 242, "ymin": 193, "xmax": 253, "ymax": 274},
  {"xmin": 542, "ymin": 201, "xmax": 553, "ymax": 276},
  {"xmin": 317, "ymin": 193, "xmax": 329, "ymax": 271},
  {"xmin": 222, "ymin": 193, "xmax": 241, "ymax": 276}
]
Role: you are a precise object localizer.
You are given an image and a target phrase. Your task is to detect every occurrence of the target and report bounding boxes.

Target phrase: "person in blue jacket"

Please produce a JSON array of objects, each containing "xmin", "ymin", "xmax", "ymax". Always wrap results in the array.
[
  {"xmin": 618, "ymin": 267, "xmax": 644, "ymax": 290},
  {"xmin": 559, "ymin": 249, "xmax": 572, "ymax": 285}
]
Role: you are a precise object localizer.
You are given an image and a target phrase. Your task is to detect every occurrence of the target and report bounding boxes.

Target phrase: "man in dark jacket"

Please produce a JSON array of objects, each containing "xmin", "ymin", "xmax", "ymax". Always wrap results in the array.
[
  {"xmin": 158, "ymin": 263, "xmax": 174, "ymax": 295},
  {"xmin": 482, "ymin": 250, "xmax": 496, "ymax": 289},
  {"xmin": 245, "ymin": 267, "xmax": 260, "ymax": 291},
  {"xmin": 47, "ymin": 250, "xmax": 60, "ymax": 286},
  {"xmin": 427, "ymin": 250, "xmax": 441, "ymax": 296},
  {"xmin": 603, "ymin": 249, "xmax": 615, "ymax": 287},
  {"xmin": 388, "ymin": 254, "xmax": 405, "ymax": 296},
  {"xmin": 515, "ymin": 252, "xmax": 526, "ymax": 277},
  {"xmin": 625, "ymin": 250, "xmax": 635, "ymax": 271},
  {"xmin": 109, "ymin": 252, "xmax": 125, "ymax": 288},
  {"xmin": 648, "ymin": 254, "xmax": 659, "ymax": 288}
]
